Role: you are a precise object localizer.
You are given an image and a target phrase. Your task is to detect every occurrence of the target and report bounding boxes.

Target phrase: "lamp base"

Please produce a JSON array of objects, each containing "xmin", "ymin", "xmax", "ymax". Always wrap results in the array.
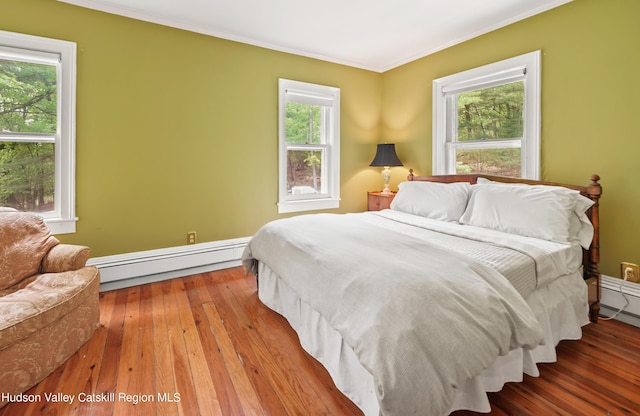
[{"xmin": 381, "ymin": 166, "xmax": 392, "ymax": 194}]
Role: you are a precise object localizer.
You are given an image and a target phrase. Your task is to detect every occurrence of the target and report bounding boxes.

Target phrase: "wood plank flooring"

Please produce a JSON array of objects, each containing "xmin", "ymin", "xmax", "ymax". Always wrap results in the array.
[{"xmin": 2, "ymin": 266, "xmax": 639, "ymax": 416}]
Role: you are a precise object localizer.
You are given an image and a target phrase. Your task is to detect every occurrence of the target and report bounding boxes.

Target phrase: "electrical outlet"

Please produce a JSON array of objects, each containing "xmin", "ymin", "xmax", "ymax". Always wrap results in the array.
[
  {"xmin": 187, "ymin": 231, "xmax": 196, "ymax": 245},
  {"xmin": 621, "ymin": 262, "xmax": 640, "ymax": 283}
]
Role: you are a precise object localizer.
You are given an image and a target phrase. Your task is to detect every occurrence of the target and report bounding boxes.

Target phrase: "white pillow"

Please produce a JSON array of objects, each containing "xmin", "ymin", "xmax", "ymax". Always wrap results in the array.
[
  {"xmin": 474, "ymin": 178, "xmax": 594, "ymax": 248},
  {"xmin": 571, "ymin": 193, "xmax": 595, "ymax": 249},
  {"xmin": 460, "ymin": 183, "xmax": 578, "ymax": 243},
  {"xmin": 391, "ymin": 181, "xmax": 471, "ymax": 222}
]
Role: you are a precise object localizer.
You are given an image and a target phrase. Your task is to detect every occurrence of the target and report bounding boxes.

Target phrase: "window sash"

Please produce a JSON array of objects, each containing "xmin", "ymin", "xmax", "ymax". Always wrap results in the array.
[
  {"xmin": 285, "ymin": 144, "xmax": 329, "ymax": 200},
  {"xmin": 284, "ymin": 134, "xmax": 331, "ymax": 200}
]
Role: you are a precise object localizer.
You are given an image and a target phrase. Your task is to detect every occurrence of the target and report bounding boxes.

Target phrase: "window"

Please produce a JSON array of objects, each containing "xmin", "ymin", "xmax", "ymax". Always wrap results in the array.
[
  {"xmin": 432, "ymin": 51, "xmax": 540, "ymax": 179},
  {"xmin": 278, "ymin": 79, "xmax": 340, "ymax": 213},
  {"xmin": 0, "ymin": 30, "xmax": 77, "ymax": 234}
]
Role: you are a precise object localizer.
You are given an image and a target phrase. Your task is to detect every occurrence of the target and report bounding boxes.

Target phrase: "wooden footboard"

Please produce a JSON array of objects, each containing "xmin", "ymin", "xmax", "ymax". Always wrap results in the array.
[{"xmin": 407, "ymin": 170, "xmax": 602, "ymax": 323}]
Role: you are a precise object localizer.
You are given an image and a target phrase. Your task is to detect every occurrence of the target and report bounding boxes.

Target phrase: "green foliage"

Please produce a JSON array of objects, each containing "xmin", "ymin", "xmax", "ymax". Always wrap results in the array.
[
  {"xmin": 0, "ymin": 142, "xmax": 54, "ymax": 210},
  {"xmin": 457, "ymin": 82, "xmax": 524, "ymax": 141},
  {"xmin": 0, "ymin": 59, "xmax": 57, "ymax": 133},
  {"xmin": 285, "ymin": 102, "xmax": 320, "ymax": 144},
  {"xmin": 456, "ymin": 148, "xmax": 521, "ymax": 177},
  {"xmin": 454, "ymin": 81, "xmax": 524, "ymax": 177},
  {"xmin": 285, "ymin": 102, "xmax": 323, "ymax": 191},
  {"xmin": 0, "ymin": 59, "xmax": 57, "ymax": 211}
]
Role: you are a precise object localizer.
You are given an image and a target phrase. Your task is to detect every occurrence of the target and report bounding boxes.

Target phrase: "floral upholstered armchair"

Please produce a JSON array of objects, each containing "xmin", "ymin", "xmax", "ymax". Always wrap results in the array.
[{"xmin": 0, "ymin": 210, "xmax": 100, "ymax": 407}]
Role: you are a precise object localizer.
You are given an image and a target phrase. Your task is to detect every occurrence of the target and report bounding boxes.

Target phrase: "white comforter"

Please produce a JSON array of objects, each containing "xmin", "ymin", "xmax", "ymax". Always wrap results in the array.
[{"xmin": 242, "ymin": 212, "xmax": 546, "ymax": 416}]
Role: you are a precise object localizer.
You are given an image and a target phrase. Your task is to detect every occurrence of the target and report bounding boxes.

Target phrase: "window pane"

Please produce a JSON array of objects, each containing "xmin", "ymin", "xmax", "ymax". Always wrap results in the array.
[
  {"xmin": 0, "ymin": 142, "xmax": 55, "ymax": 212},
  {"xmin": 0, "ymin": 59, "xmax": 57, "ymax": 134},
  {"xmin": 287, "ymin": 149, "xmax": 323, "ymax": 194},
  {"xmin": 455, "ymin": 147, "xmax": 521, "ymax": 177},
  {"xmin": 285, "ymin": 102, "xmax": 322, "ymax": 144},
  {"xmin": 457, "ymin": 81, "xmax": 524, "ymax": 142}
]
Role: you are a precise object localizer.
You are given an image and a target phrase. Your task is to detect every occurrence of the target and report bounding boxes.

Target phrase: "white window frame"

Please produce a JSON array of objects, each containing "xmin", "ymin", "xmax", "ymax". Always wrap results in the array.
[
  {"xmin": 278, "ymin": 79, "xmax": 340, "ymax": 213},
  {"xmin": 0, "ymin": 30, "xmax": 77, "ymax": 234},
  {"xmin": 432, "ymin": 50, "xmax": 541, "ymax": 179}
]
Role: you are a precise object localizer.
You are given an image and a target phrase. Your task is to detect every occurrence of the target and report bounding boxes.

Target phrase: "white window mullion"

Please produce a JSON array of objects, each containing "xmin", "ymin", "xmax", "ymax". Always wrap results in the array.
[
  {"xmin": 0, "ymin": 132, "xmax": 57, "ymax": 143},
  {"xmin": 452, "ymin": 139, "xmax": 522, "ymax": 150}
]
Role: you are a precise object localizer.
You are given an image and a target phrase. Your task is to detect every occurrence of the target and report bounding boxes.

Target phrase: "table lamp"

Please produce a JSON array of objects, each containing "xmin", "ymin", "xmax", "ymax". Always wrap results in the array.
[{"xmin": 369, "ymin": 143, "xmax": 403, "ymax": 194}]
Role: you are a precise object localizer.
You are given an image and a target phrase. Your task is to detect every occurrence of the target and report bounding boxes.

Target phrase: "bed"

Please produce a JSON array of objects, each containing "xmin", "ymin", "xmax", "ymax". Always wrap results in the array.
[{"xmin": 242, "ymin": 172, "xmax": 602, "ymax": 416}]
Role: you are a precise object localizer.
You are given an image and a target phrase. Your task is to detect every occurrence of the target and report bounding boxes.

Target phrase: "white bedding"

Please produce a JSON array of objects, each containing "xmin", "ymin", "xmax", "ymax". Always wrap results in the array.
[
  {"xmin": 258, "ymin": 263, "xmax": 588, "ymax": 415},
  {"xmin": 372, "ymin": 210, "xmax": 584, "ymax": 291},
  {"xmin": 242, "ymin": 210, "xmax": 588, "ymax": 415}
]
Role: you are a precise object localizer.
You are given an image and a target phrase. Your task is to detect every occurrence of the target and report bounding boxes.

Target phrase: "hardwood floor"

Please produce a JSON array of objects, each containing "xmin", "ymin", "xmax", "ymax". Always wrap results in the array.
[{"xmin": 2, "ymin": 266, "xmax": 639, "ymax": 416}]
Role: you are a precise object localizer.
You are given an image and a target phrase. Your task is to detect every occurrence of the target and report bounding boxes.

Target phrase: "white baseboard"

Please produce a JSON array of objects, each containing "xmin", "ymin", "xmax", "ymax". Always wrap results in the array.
[
  {"xmin": 88, "ymin": 237, "xmax": 250, "ymax": 292},
  {"xmin": 600, "ymin": 274, "xmax": 640, "ymax": 327},
  {"xmin": 89, "ymin": 246, "xmax": 640, "ymax": 329}
]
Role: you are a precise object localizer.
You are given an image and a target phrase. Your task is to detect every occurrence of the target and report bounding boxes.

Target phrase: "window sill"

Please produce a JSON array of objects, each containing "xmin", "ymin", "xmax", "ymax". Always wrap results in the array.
[
  {"xmin": 278, "ymin": 198, "xmax": 340, "ymax": 214},
  {"xmin": 44, "ymin": 217, "xmax": 78, "ymax": 234}
]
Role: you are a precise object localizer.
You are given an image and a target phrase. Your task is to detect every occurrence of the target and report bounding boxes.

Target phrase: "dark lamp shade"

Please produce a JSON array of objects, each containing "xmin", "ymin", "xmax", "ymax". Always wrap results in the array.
[{"xmin": 369, "ymin": 143, "xmax": 403, "ymax": 167}]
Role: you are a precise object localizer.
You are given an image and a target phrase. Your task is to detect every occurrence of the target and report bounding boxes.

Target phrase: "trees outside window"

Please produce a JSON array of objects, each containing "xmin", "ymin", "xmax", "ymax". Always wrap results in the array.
[{"xmin": 0, "ymin": 59, "xmax": 56, "ymax": 211}]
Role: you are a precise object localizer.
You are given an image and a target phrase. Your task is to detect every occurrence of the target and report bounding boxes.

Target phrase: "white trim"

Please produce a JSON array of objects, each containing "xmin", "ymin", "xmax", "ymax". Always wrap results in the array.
[
  {"xmin": 441, "ymin": 67, "xmax": 526, "ymax": 95},
  {"xmin": 57, "ymin": 0, "xmax": 380, "ymax": 71},
  {"xmin": 56, "ymin": 0, "xmax": 572, "ymax": 73},
  {"xmin": 600, "ymin": 274, "xmax": 640, "ymax": 328},
  {"xmin": 0, "ymin": 45, "xmax": 60, "ymax": 65},
  {"xmin": 277, "ymin": 197, "xmax": 341, "ymax": 214},
  {"xmin": 88, "ymin": 237, "xmax": 250, "ymax": 291},
  {"xmin": 0, "ymin": 30, "xmax": 78, "ymax": 234},
  {"xmin": 383, "ymin": 1, "xmax": 571, "ymax": 72},
  {"xmin": 278, "ymin": 79, "xmax": 340, "ymax": 214}
]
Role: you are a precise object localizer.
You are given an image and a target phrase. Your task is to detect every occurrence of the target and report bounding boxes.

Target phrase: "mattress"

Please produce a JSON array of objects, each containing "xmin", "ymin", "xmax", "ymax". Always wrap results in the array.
[{"xmin": 257, "ymin": 261, "xmax": 589, "ymax": 415}]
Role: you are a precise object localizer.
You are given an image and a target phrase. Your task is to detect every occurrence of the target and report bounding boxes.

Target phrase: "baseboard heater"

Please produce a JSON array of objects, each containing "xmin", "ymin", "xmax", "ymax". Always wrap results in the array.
[
  {"xmin": 88, "ymin": 237, "xmax": 250, "ymax": 292},
  {"xmin": 600, "ymin": 274, "xmax": 640, "ymax": 328}
]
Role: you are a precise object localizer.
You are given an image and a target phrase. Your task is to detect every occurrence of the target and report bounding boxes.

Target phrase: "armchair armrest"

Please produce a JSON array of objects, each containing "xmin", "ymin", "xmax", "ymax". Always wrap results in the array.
[{"xmin": 41, "ymin": 244, "xmax": 91, "ymax": 273}]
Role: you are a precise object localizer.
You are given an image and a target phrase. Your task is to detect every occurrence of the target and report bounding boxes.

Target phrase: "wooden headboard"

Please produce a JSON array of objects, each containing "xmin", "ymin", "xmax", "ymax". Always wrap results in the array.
[{"xmin": 407, "ymin": 169, "xmax": 603, "ymax": 323}]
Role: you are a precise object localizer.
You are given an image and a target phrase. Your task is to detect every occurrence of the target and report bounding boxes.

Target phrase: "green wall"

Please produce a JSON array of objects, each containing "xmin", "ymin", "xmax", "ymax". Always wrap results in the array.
[
  {"xmin": 2, "ymin": 0, "xmax": 383, "ymax": 257},
  {"xmin": 3, "ymin": 0, "xmax": 638, "ymax": 278},
  {"xmin": 381, "ymin": 0, "xmax": 640, "ymax": 277}
]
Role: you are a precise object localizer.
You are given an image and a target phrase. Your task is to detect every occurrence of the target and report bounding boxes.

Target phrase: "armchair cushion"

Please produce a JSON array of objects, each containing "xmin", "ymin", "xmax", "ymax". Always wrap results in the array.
[
  {"xmin": 0, "ymin": 212, "xmax": 59, "ymax": 290},
  {"xmin": 0, "ymin": 267, "xmax": 100, "ymax": 350},
  {"xmin": 42, "ymin": 244, "xmax": 91, "ymax": 273}
]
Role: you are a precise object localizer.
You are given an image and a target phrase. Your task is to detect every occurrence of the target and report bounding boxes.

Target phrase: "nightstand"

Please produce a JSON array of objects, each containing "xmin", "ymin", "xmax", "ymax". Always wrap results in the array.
[{"xmin": 368, "ymin": 191, "xmax": 396, "ymax": 211}]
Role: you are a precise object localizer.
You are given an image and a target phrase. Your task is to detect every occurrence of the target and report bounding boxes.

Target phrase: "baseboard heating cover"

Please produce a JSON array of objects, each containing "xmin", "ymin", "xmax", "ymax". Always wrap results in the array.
[
  {"xmin": 88, "ymin": 237, "xmax": 250, "ymax": 291},
  {"xmin": 601, "ymin": 274, "xmax": 640, "ymax": 327}
]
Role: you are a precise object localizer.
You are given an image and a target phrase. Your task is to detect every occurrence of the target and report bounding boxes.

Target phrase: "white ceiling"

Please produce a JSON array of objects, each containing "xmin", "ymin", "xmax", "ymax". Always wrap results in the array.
[{"xmin": 58, "ymin": 0, "xmax": 571, "ymax": 72}]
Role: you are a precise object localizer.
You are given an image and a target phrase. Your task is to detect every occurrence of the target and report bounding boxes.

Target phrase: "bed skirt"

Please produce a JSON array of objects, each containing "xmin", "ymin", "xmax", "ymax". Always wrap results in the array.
[{"xmin": 257, "ymin": 262, "xmax": 589, "ymax": 415}]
